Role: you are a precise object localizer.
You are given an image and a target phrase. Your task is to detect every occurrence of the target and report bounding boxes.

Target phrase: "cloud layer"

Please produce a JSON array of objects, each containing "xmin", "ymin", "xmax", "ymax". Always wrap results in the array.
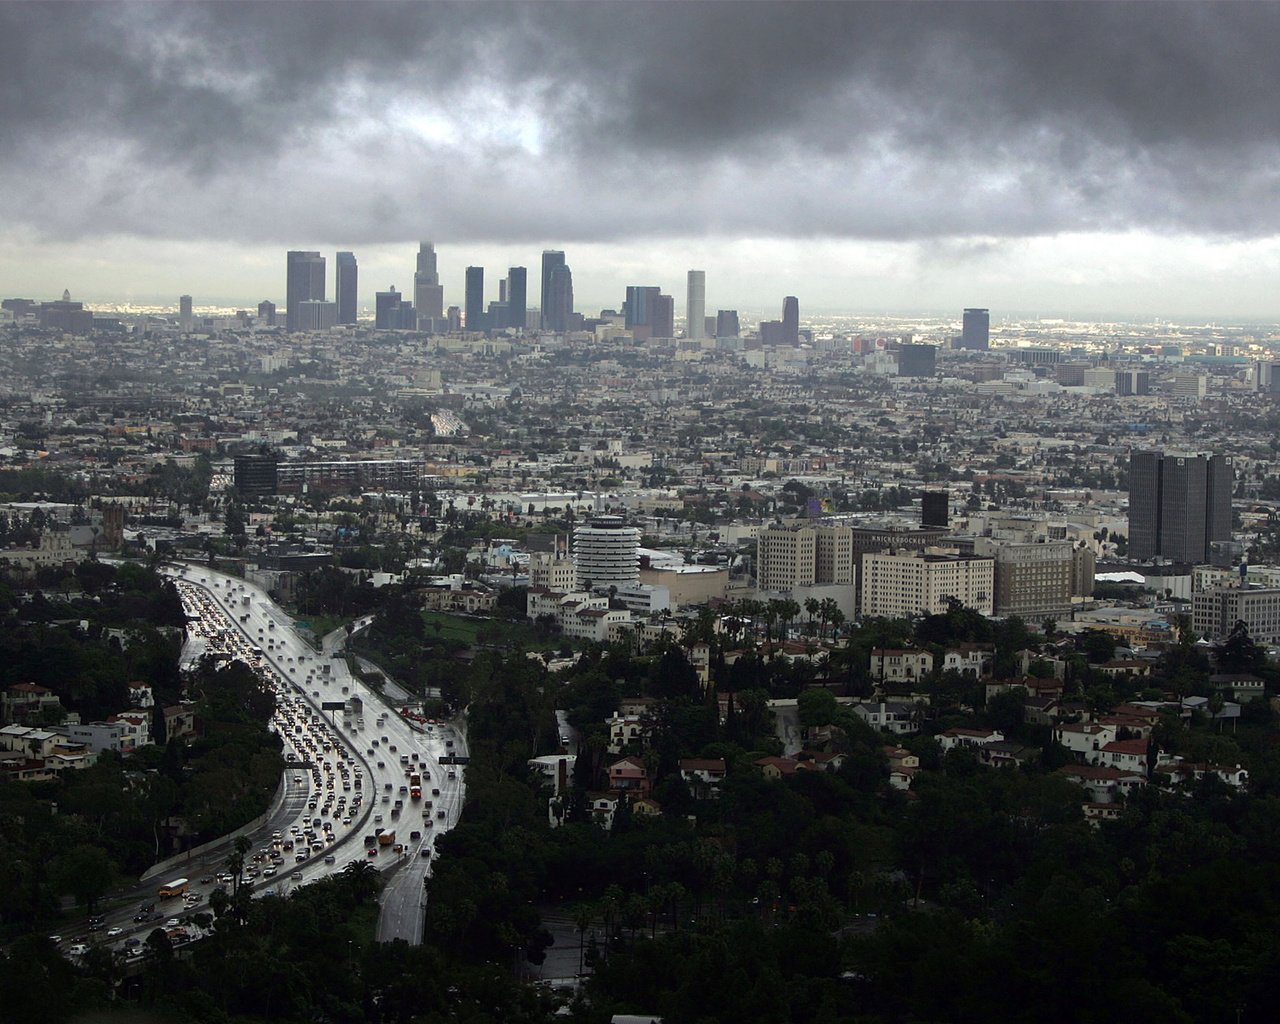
[{"xmin": 5, "ymin": 0, "xmax": 1280, "ymax": 250}]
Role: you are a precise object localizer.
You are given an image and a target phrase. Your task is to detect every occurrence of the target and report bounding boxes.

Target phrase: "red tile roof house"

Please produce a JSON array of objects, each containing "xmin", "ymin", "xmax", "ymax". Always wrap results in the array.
[{"xmin": 1098, "ymin": 738, "xmax": 1150, "ymax": 776}]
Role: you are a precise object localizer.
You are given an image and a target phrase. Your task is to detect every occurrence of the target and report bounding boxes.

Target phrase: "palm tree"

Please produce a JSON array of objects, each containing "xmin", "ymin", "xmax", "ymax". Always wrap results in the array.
[{"xmin": 804, "ymin": 597, "xmax": 820, "ymax": 635}]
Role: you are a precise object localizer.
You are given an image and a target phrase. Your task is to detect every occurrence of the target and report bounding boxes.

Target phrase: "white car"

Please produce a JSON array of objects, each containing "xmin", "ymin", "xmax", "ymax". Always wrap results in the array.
[{"xmin": 106, "ymin": 926, "xmax": 123, "ymax": 938}]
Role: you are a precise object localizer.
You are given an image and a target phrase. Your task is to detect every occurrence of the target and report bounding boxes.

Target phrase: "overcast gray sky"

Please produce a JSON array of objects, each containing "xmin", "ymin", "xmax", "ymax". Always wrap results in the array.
[{"xmin": 4, "ymin": 0, "xmax": 1280, "ymax": 320}]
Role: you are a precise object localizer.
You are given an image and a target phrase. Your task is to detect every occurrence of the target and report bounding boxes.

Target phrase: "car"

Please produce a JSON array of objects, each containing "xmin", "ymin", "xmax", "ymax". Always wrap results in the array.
[
  {"xmin": 133, "ymin": 913, "xmax": 149, "ymax": 923},
  {"xmin": 124, "ymin": 938, "xmax": 141, "ymax": 949},
  {"xmin": 105, "ymin": 926, "xmax": 123, "ymax": 937},
  {"xmin": 431, "ymin": 788, "xmax": 440, "ymax": 796},
  {"xmin": 437, "ymin": 809, "xmax": 446, "ymax": 819},
  {"xmin": 263, "ymin": 867, "xmax": 277, "ymax": 878},
  {"xmin": 68, "ymin": 943, "xmax": 89, "ymax": 957},
  {"xmin": 420, "ymin": 847, "xmax": 431, "ymax": 858},
  {"xmin": 199, "ymin": 876, "xmax": 214, "ymax": 884},
  {"xmin": 367, "ymin": 848, "xmax": 378, "ymax": 858},
  {"xmin": 165, "ymin": 918, "xmax": 181, "ymax": 928},
  {"xmin": 324, "ymin": 854, "xmax": 336, "ymax": 865}
]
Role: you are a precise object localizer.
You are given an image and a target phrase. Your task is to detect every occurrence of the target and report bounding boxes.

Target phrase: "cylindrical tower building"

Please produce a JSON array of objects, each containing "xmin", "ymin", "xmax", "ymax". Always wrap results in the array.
[{"xmin": 573, "ymin": 516, "xmax": 640, "ymax": 592}]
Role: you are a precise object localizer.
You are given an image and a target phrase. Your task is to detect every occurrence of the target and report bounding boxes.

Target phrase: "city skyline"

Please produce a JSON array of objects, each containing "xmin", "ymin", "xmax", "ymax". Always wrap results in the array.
[{"xmin": 8, "ymin": 3, "xmax": 1280, "ymax": 319}]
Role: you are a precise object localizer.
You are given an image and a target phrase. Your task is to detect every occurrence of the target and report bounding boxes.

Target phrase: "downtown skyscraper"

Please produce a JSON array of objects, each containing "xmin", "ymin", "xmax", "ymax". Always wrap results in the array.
[
  {"xmin": 465, "ymin": 266, "xmax": 486, "ymax": 332},
  {"xmin": 540, "ymin": 250, "xmax": 565, "ymax": 330},
  {"xmin": 335, "ymin": 251, "xmax": 358, "ymax": 325},
  {"xmin": 414, "ymin": 242, "xmax": 444, "ymax": 325},
  {"xmin": 686, "ymin": 270, "xmax": 705, "ymax": 340},
  {"xmin": 506, "ymin": 266, "xmax": 527, "ymax": 332},
  {"xmin": 285, "ymin": 250, "xmax": 325, "ymax": 333},
  {"xmin": 961, "ymin": 308, "xmax": 990, "ymax": 350}
]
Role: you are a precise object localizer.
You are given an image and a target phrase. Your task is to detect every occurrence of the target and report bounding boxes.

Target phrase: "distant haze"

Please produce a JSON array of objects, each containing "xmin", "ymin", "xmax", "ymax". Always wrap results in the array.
[{"xmin": 5, "ymin": 2, "xmax": 1280, "ymax": 320}]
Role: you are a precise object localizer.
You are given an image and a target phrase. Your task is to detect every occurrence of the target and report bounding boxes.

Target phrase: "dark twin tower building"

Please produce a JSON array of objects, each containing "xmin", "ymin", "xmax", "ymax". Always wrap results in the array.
[
  {"xmin": 286, "ymin": 250, "xmax": 358, "ymax": 331},
  {"xmin": 1128, "ymin": 450, "xmax": 1233, "ymax": 565}
]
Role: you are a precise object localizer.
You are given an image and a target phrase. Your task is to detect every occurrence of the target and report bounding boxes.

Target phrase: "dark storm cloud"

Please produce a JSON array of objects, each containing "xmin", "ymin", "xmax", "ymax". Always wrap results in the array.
[{"xmin": 4, "ymin": 1, "xmax": 1280, "ymax": 245}]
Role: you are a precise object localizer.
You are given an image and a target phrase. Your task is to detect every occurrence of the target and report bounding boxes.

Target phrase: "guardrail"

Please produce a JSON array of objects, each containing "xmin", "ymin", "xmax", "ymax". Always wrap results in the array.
[{"xmin": 139, "ymin": 773, "xmax": 288, "ymax": 885}]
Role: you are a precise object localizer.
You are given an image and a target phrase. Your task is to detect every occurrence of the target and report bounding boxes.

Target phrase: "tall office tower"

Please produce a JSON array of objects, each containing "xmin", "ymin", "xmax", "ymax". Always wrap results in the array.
[
  {"xmin": 335, "ymin": 251, "xmax": 358, "ymax": 325},
  {"xmin": 895, "ymin": 343, "xmax": 937, "ymax": 377},
  {"xmin": 375, "ymin": 286, "xmax": 406, "ymax": 329},
  {"xmin": 257, "ymin": 300, "xmax": 276, "ymax": 326},
  {"xmin": 297, "ymin": 299, "xmax": 338, "ymax": 331},
  {"xmin": 1115, "ymin": 370, "xmax": 1151, "ymax": 396},
  {"xmin": 781, "ymin": 295, "xmax": 799, "ymax": 345},
  {"xmin": 545, "ymin": 263, "xmax": 574, "ymax": 332},
  {"xmin": 716, "ymin": 309, "xmax": 740, "ymax": 337},
  {"xmin": 506, "ymin": 266, "xmax": 527, "ymax": 334},
  {"xmin": 653, "ymin": 293, "xmax": 674, "ymax": 338},
  {"xmin": 921, "ymin": 490, "xmax": 948, "ymax": 529},
  {"xmin": 540, "ymin": 250, "xmax": 566, "ymax": 329},
  {"xmin": 961, "ymin": 308, "xmax": 990, "ymax": 350},
  {"xmin": 179, "ymin": 294, "xmax": 193, "ymax": 333},
  {"xmin": 573, "ymin": 516, "xmax": 640, "ymax": 591},
  {"xmin": 464, "ymin": 266, "xmax": 486, "ymax": 332},
  {"xmin": 414, "ymin": 242, "xmax": 444, "ymax": 321},
  {"xmin": 285, "ymin": 250, "xmax": 325, "ymax": 332},
  {"xmin": 624, "ymin": 285, "xmax": 661, "ymax": 339},
  {"xmin": 686, "ymin": 270, "xmax": 705, "ymax": 339},
  {"xmin": 1128, "ymin": 450, "xmax": 1233, "ymax": 564}
]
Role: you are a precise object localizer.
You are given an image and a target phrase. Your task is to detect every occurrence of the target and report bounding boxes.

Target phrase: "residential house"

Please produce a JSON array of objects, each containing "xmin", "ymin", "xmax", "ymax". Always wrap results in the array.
[
  {"xmin": 0, "ymin": 724, "xmax": 60, "ymax": 758},
  {"xmin": 606, "ymin": 712, "xmax": 649, "ymax": 754},
  {"xmin": 796, "ymin": 750, "xmax": 846, "ymax": 772},
  {"xmin": 1054, "ymin": 722, "xmax": 1117, "ymax": 761},
  {"xmin": 985, "ymin": 676, "xmax": 1063, "ymax": 704},
  {"xmin": 126, "ymin": 681, "xmax": 155, "ymax": 709},
  {"xmin": 109, "ymin": 710, "xmax": 152, "ymax": 750},
  {"xmin": 588, "ymin": 792, "xmax": 619, "ymax": 830},
  {"xmin": 942, "ymin": 643, "xmax": 995, "ymax": 677},
  {"xmin": 1156, "ymin": 757, "xmax": 1249, "ymax": 790},
  {"xmin": 1097, "ymin": 738, "xmax": 1150, "ymax": 776},
  {"xmin": 608, "ymin": 756, "xmax": 652, "ymax": 799},
  {"xmin": 679, "ymin": 758, "xmax": 726, "ymax": 799},
  {"xmin": 1208, "ymin": 674, "xmax": 1265, "ymax": 703},
  {"xmin": 60, "ymin": 720, "xmax": 131, "ymax": 754},
  {"xmin": 163, "ymin": 705, "xmax": 196, "ymax": 743},
  {"xmin": 755, "ymin": 756, "xmax": 801, "ymax": 779},
  {"xmin": 1096, "ymin": 659, "xmax": 1153, "ymax": 679},
  {"xmin": 1, "ymin": 683, "xmax": 64, "ymax": 725},
  {"xmin": 851, "ymin": 700, "xmax": 917, "ymax": 735},
  {"xmin": 1057, "ymin": 764, "xmax": 1147, "ymax": 805},
  {"xmin": 870, "ymin": 648, "xmax": 935, "ymax": 684},
  {"xmin": 632, "ymin": 797, "xmax": 662, "ymax": 819},
  {"xmin": 1023, "ymin": 696, "xmax": 1061, "ymax": 726},
  {"xmin": 937, "ymin": 727, "xmax": 1004, "ymax": 753},
  {"xmin": 979, "ymin": 740, "xmax": 1039, "ymax": 769}
]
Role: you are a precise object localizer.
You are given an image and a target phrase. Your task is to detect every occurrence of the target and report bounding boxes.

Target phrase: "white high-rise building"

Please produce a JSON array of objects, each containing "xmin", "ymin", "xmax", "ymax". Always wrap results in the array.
[
  {"xmin": 573, "ymin": 517, "xmax": 640, "ymax": 592},
  {"xmin": 686, "ymin": 270, "xmax": 705, "ymax": 340}
]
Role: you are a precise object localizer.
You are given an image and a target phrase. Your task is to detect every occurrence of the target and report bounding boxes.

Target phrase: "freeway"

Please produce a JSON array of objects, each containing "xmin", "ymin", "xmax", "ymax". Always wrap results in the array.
[
  {"xmin": 57, "ymin": 561, "xmax": 466, "ymax": 965},
  {"xmin": 166, "ymin": 563, "xmax": 466, "ymax": 945}
]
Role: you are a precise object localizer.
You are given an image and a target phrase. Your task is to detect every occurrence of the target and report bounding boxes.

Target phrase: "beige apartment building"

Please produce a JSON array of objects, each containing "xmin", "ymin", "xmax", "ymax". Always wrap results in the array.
[
  {"xmin": 757, "ymin": 521, "xmax": 855, "ymax": 591},
  {"xmin": 860, "ymin": 551, "xmax": 994, "ymax": 618}
]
